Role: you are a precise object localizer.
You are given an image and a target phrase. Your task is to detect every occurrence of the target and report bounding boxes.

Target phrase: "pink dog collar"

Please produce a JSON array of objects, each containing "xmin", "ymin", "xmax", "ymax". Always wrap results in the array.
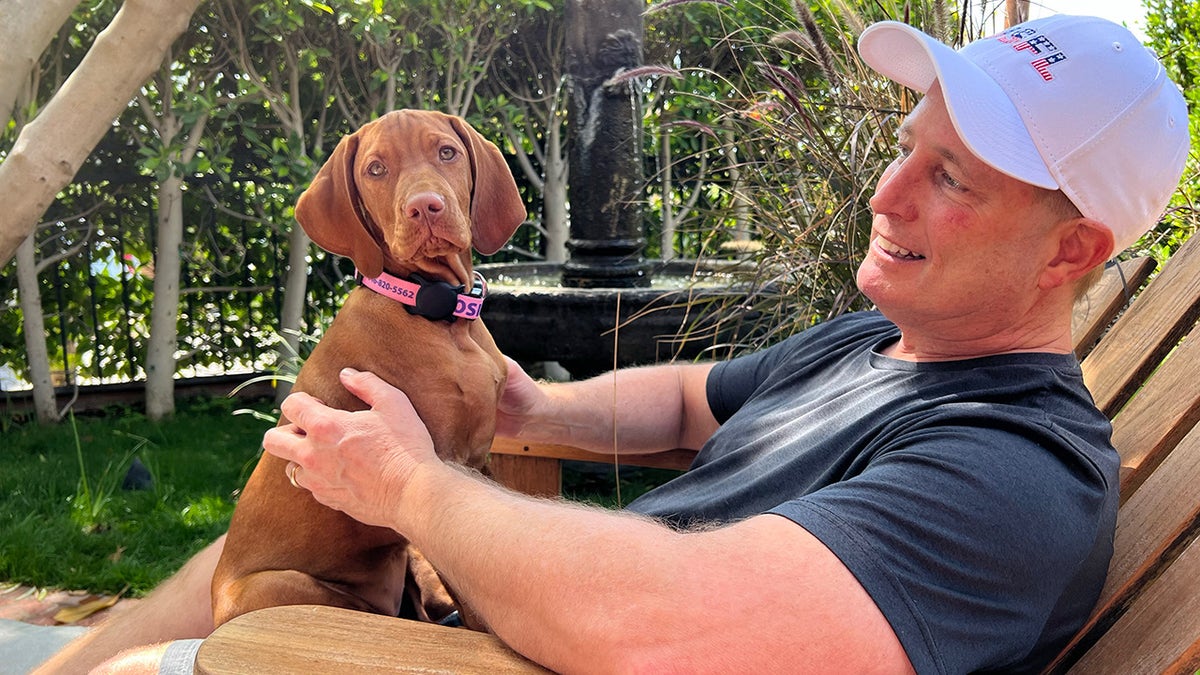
[{"xmin": 358, "ymin": 269, "xmax": 486, "ymax": 322}]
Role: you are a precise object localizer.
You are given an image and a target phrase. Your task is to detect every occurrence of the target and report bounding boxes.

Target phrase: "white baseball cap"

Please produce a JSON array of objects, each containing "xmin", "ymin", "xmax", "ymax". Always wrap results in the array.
[{"xmin": 858, "ymin": 15, "xmax": 1190, "ymax": 254}]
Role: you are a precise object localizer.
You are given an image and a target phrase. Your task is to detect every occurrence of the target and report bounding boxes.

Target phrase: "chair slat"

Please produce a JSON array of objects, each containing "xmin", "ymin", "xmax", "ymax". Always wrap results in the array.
[
  {"xmin": 490, "ymin": 437, "xmax": 695, "ymax": 470},
  {"xmin": 1109, "ymin": 327, "xmax": 1200, "ymax": 499},
  {"xmin": 1065, "ymin": 534, "xmax": 1200, "ymax": 675},
  {"xmin": 488, "ymin": 453, "xmax": 561, "ymax": 498},
  {"xmin": 194, "ymin": 605, "xmax": 548, "ymax": 674},
  {"xmin": 1083, "ymin": 235, "xmax": 1200, "ymax": 416},
  {"xmin": 1046, "ymin": 421, "xmax": 1200, "ymax": 672},
  {"xmin": 1072, "ymin": 256, "xmax": 1156, "ymax": 359}
]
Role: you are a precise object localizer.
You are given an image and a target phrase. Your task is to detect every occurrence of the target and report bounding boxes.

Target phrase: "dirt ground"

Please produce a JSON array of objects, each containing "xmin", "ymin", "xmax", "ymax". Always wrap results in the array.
[{"xmin": 0, "ymin": 583, "xmax": 140, "ymax": 627}]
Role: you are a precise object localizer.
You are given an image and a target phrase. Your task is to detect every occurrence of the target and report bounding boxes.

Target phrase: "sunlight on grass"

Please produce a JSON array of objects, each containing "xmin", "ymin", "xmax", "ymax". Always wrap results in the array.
[{"xmin": 181, "ymin": 496, "xmax": 235, "ymax": 528}]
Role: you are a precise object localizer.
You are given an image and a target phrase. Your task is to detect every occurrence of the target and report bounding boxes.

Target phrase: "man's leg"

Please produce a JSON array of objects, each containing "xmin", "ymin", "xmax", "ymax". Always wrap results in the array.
[{"xmin": 31, "ymin": 535, "xmax": 226, "ymax": 675}]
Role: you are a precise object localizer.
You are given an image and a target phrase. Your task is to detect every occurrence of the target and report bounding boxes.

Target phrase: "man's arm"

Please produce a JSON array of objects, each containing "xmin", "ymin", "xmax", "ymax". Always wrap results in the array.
[
  {"xmin": 264, "ymin": 369, "xmax": 914, "ymax": 674},
  {"xmin": 407, "ymin": 469, "xmax": 914, "ymax": 674},
  {"xmin": 495, "ymin": 358, "xmax": 719, "ymax": 455}
]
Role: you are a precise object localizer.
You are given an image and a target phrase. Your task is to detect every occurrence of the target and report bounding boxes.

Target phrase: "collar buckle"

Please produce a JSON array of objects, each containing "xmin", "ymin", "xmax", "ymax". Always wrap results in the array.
[{"xmin": 408, "ymin": 273, "xmax": 464, "ymax": 322}]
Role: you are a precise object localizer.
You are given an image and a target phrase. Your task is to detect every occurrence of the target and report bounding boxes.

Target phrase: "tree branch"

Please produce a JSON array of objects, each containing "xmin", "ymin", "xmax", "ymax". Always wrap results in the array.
[
  {"xmin": 0, "ymin": 0, "xmax": 79, "ymax": 124},
  {"xmin": 0, "ymin": 0, "xmax": 207, "ymax": 266}
]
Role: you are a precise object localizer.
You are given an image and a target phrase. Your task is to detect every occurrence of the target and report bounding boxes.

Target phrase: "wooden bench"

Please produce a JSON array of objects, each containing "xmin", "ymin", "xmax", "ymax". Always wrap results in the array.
[{"xmin": 194, "ymin": 240, "xmax": 1200, "ymax": 674}]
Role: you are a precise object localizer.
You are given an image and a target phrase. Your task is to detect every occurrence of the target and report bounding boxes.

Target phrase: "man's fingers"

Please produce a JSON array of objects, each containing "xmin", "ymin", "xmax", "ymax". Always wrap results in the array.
[
  {"xmin": 278, "ymin": 390, "xmax": 323, "ymax": 428},
  {"xmin": 340, "ymin": 368, "xmax": 415, "ymax": 415},
  {"xmin": 263, "ymin": 424, "xmax": 304, "ymax": 463}
]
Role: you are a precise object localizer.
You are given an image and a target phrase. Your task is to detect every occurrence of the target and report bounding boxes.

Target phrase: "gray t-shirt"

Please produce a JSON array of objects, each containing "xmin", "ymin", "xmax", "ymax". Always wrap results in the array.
[{"xmin": 627, "ymin": 311, "xmax": 1118, "ymax": 674}]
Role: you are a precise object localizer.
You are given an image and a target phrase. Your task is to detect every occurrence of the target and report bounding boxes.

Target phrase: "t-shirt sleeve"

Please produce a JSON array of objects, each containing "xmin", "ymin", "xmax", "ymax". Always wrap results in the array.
[
  {"xmin": 706, "ymin": 337, "xmax": 796, "ymax": 423},
  {"xmin": 769, "ymin": 423, "xmax": 1114, "ymax": 674},
  {"xmin": 705, "ymin": 313, "xmax": 898, "ymax": 424}
]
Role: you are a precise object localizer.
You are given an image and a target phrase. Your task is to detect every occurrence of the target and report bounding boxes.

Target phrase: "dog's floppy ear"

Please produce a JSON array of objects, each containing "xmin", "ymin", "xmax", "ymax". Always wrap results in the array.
[
  {"xmin": 294, "ymin": 131, "xmax": 385, "ymax": 278},
  {"xmin": 448, "ymin": 116, "xmax": 527, "ymax": 256}
]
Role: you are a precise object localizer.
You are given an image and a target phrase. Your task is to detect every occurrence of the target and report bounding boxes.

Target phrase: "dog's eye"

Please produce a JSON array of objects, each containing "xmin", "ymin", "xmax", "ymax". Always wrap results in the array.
[
  {"xmin": 439, "ymin": 146, "xmax": 457, "ymax": 162},
  {"xmin": 366, "ymin": 161, "xmax": 387, "ymax": 177}
]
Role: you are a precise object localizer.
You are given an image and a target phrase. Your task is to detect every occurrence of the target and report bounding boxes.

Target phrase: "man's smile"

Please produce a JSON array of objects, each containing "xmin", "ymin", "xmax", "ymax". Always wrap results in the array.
[{"xmin": 875, "ymin": 235, "xmax": 926, "ymax": 260}]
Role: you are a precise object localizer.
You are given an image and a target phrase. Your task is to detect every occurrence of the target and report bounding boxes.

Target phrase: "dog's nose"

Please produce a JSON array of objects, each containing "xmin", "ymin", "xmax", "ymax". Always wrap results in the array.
[{"xmin": 406, "ymin": 192, "xmax": 446, "ymax": 222}]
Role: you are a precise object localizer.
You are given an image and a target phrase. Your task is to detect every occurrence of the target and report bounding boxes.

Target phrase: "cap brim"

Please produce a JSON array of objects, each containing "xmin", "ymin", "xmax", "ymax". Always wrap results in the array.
[{"xmin": 858, "ymin": 21, "xmax": 1058, "ymax": 190}]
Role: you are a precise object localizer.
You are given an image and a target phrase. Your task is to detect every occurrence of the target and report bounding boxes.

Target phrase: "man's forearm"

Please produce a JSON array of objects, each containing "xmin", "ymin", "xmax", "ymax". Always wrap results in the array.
[
  {"xmin": 516, "ymin": 362, "xmax": 717, "ymax": 455},
  {"xmin": 396, "ymin": 461, "xmax": 915, "ymax": 675},
  {"xmin": 400, "ymin": 462, "xmax": 694, "ymax": 672}
]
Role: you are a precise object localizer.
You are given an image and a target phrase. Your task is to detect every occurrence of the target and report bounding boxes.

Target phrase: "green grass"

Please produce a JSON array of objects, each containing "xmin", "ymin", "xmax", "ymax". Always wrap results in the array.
[
  {"xmin": 0, "ymin": 396, "xmax": 275, "ymax": 596},
  {"xmin": 0, "ymin": 395, "xmax": 671, "ymax": 597}
]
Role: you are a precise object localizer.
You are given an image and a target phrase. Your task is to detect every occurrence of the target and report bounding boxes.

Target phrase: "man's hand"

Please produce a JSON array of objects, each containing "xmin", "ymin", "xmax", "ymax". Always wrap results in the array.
[
  {"xmin": 262, "ymin": 367, "xmax": 440, "ymax": 532},
  {"xmin": 494, "ymin": 356, "xmax": 547, "ymax": 439}
]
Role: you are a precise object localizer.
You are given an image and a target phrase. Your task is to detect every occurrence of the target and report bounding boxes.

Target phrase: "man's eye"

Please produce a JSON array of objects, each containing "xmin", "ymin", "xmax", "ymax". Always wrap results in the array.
[
  {"xmin": 367, "ymin": 161, "xmax": 387, "ymax": 177},
  {"xmin": 941, "ymin": 171, "xmax": 965, "ymax": 191},
  {"xmin": 439, "ymin": 146, "xmax": 457, "ymax": 161}
]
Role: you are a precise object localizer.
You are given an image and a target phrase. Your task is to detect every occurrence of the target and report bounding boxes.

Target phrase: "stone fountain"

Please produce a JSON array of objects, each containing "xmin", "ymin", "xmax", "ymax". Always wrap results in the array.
[
  {"xmin": 558, "ymin": 0, "xmax": 648, "ymax": 291},
  {"xmin": 481, "ymin": 0, "xmax": 752, "ymax": 378}
]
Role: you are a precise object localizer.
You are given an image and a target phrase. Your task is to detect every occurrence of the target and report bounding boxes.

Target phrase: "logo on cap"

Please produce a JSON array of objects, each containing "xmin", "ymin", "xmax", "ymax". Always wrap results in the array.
[
  {"xmin": 994, "ymin": 25, "xmax": 1069, "ymax": 81},
  {"xmin": 1030, "ymin": 52, "xmax": 1068, "ymax": 81}
]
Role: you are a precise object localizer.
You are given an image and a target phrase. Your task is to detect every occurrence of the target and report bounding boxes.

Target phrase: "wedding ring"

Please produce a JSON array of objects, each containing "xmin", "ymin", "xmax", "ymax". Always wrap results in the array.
[{"xmin": 287, "ymin": 462, "xmax": 301, "ymax": 489}]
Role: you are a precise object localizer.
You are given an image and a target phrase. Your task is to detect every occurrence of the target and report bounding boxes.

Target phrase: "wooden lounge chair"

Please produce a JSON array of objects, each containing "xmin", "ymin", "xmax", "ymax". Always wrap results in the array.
[{"xmin": 193, "ymin": 238, "xmax": 1200, "ymax": 674}]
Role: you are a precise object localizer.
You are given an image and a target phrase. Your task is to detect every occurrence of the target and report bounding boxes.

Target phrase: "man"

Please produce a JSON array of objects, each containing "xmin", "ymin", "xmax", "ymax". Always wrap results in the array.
[{"xmin": 37, "ymin": 14, "xmax": 1187, "ymax": 674}]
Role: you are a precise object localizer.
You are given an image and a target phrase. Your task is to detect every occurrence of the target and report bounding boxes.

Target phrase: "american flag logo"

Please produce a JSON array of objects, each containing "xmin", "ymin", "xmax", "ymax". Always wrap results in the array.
[
  {"xmin": 1031, "ymin": 52, "xmax": 1068, "ymax": 81},
  {"xmin": 997, "ymin": 27, "xmax": 1037, "ymax": 44},
  {"xmin": 1013, "ymin": 35, "xmax": 1058, "ymax": 55}
]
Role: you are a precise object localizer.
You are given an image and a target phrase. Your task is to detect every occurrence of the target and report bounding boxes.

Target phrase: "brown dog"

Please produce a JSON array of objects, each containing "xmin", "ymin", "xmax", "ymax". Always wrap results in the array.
[{"xmin": 211, "ymin": 110, "xmax": 525, "ymax": 628}]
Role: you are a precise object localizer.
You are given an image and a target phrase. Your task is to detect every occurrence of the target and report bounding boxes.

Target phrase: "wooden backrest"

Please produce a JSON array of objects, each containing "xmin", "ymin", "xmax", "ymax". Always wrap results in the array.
[
  {"xmin": 1045, "ymin": 237, "xmax": 1200, "ymax": 673},
  {"xmin": 1082, "ymin": 236, "xmax": 1200, "ymax": 417},
  {"xmin": 1056, "ymin": 426, "xmax": 1200, "ymax": 673},
  {"xmin": 1068, "ymin": 535, "xmax": 1200, "ymax": 675}
]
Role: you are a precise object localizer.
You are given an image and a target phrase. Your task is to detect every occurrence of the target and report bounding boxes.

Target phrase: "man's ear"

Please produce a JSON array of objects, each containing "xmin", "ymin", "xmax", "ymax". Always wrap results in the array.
[{"xmin": 1039, "ymin": 218, "xmax": 1115, "ymax": 290}]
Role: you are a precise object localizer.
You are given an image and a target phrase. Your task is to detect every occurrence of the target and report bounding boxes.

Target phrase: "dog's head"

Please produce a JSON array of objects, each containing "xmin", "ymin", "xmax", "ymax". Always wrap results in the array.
[{"xmin": 294, "ymin": 110, "xmax": 526, "ymax": 283}]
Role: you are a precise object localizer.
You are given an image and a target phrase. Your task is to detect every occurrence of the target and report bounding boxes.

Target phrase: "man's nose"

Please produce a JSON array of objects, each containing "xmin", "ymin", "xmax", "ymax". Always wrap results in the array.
[{"xmin": 869, "ymin": 158, "xmax": 918, "ymax": 222}]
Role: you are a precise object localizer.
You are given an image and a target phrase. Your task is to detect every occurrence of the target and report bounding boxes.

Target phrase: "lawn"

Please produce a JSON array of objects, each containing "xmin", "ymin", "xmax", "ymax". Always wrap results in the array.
[
  {"xmin": 0, "ymin": 395, "xmax": 676, "ymax": 597},
  {"xmin": 0, "ymin": 396, "xmax": 274, "ymax": 595}
]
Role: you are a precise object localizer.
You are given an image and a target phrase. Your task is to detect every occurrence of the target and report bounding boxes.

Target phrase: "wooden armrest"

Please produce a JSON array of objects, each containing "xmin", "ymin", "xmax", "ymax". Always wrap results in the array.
[
  {"xmin": 490, "ymin": 436, "xmax": 697, "ymax": 470},
  {"xmin": 488, "ymin": 436, "xmax": 697, "ymax": 497},
  {"xmin": 194, "ymin": 605, "xmax": 550, "ymax": 674}
]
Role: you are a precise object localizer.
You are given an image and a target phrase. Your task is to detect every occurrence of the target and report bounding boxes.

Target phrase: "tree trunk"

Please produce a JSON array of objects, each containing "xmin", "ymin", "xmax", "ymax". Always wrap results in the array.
[
  {"xmin": 728, "ymin": 143, "xmax": 751, "ymax": 244},
  {"xmin": 136, "ymin": 77, "xmax": 211, "ymax": 420},
  {"xmin": 15, "ymin": 236, "xmax": 58, "ymax": 423},
  {"xmin": 542, "ymin": 119, "xmax": 569, "ymax": 263},
  {"xmin": 0, "ymin": 0, "xmax": 206, "ymax": 266},
  {"xmin": 0, "ymin": 0, "xmax": 79, "ymax": 124},
  {"xmin": 1005, "ymin": 0, "xmax": 1030, "ymax": 29},
  {"xmin": 275, "ymin": 225, "xmax": 311, "ymax": 402},
  {"xmin": 659, "ymin": 125, "xmax": 675, "ymax": 261},
  {"xmin": 145, "ymin": 175, "xmax": 184, "ymax": 420}
]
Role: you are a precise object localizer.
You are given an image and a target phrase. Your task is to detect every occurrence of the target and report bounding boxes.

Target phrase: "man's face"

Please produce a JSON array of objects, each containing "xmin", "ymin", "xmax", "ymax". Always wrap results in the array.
[{"xmin": 856, "ymin": 83, "xmax": 1067, "ymax": 345}]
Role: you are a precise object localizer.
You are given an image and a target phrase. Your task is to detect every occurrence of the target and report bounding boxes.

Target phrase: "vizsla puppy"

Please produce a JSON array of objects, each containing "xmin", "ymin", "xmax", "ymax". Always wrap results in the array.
[{"xmin": 211, "ymin": 110, "xmax": 525, "ymax": 628}]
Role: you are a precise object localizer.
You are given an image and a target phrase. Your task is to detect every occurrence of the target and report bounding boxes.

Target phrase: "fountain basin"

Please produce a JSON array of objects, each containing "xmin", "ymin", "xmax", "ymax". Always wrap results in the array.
[{"xmin": 478, "ymin": 259, "xmax": 761, "ymax": 378}]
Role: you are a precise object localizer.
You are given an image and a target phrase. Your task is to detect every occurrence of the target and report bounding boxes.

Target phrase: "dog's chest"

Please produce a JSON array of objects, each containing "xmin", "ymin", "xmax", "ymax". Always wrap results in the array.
[{"xmin": 299, "ymin": 288, "xmax": 504, "ymax": 464}]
